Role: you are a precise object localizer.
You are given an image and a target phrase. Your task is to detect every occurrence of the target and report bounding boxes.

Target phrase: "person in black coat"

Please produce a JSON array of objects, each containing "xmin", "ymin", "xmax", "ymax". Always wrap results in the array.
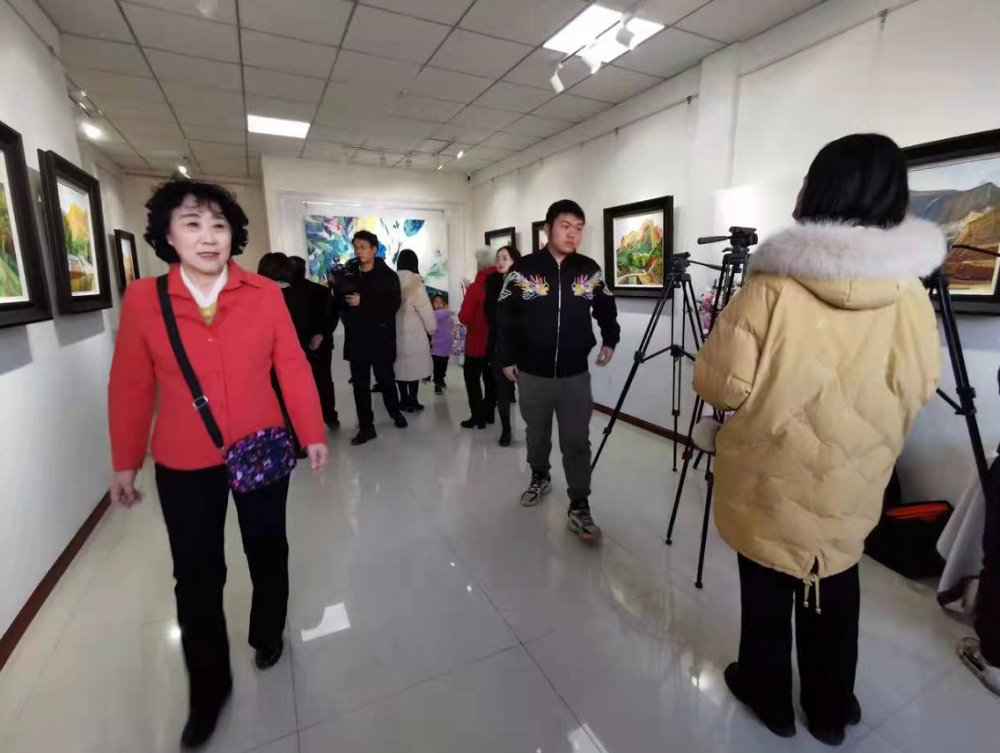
[
  {"xmin": 484, "ymin": 244, "xmax": 521, "ymax": 447},
  {"xmin": 288, "ymin": 256, "xmax": 340, "ymax": 430},
  {"xmin": 330, "ymin": 230, "xmax": 408, "ymax": 445}
]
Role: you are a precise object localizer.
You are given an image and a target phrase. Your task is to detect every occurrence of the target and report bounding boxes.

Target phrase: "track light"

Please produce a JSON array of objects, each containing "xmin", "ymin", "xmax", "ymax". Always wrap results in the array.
[
  {"xmin": 580, "ymin": 44, "xmax": 602, "ymax": 74},
  {"xmin": 549, "ymin": 63, "xmax": 565, "ymax": 94},
  {"xmin": 178, "ymin": 165, "xmax": 189, "ymax": 175},
  {"xmin": 615, "ymin": 21, "xmax": 636, "ymax": 50},
  {"xmin": 81, "ymin": 122, "xmax": 102, "ymax": 140},
  {"xmin": 456, "ymin": 150, "xmax": 465, "ymax": 159}
]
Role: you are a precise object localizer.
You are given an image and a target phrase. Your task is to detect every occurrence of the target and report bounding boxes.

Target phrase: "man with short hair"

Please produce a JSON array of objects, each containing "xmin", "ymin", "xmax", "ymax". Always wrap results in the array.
[
  {"xmin": 498, "ymin": 199, "xmax": 620, "ymax": 541},
  {"xmin": 332, "ymin": 230, "xmax": 407, "ymax": 445},
  {"xmin": 288, "ymin": 256, "xmax": 340, "ymax": 431}
]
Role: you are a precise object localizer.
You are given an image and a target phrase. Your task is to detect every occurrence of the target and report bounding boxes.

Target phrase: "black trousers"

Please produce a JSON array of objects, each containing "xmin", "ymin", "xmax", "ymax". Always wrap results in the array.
[
  {"xmin": 977, "ymin": 457, "xmax": 1000, "ymax": 665},
  {"xmin": 492, "ymin": 360, "xmax": 515, "ymax": 430},
  {"xmin": 463, "ymin": 356, "xmax": 495, "ymax": 422},
  {"xmin": 397, "ymin": 380, "xmax": 419, "ymax": 404},
  {"xmin": 350, "ymin": 360, "xmax": 400, "ymax": 429},
  {"xmin": 432, "ymin": 355, "xmax": 449, "ymax": 386},
  {"xmin": 309, "ymin": 341, "xmax": 338, "ymax": 426},
  {"xmin": 737, "ymin": 554, "xmax": 859, "ymax": 729},
  {"xmin": 156, "ymin": 464, "xmax": 290, "ymax": 711}
]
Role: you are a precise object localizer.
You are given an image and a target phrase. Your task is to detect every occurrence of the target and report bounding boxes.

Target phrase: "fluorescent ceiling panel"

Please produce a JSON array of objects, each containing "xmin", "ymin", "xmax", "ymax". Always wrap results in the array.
[
  {"xmin": 247, "ymin": 114, "xmax": 310, "ymax": 139},
  {"xmin": 544, "ymin": 4, "xmax": 621, "ymax": 54}
]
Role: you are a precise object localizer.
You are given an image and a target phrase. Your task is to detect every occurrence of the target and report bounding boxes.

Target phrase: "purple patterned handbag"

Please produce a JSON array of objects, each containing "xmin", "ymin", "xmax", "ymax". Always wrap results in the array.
[{"xmin": 158, "ymin": 276, "xmax": 296, "ymax": 493}]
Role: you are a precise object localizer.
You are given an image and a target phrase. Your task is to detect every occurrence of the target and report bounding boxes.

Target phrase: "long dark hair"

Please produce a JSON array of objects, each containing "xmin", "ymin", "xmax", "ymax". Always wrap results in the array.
[
  {"xmin": 397, "ymin": 248, "xmax": 419, "ymax": 274},
  {"xmin": 798, "ymin": 134, "xmax": 909, "ymax": 228}
]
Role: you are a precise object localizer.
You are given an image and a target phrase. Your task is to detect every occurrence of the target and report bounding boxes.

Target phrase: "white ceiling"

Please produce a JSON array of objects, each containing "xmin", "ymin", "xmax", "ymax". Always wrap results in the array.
[{"xmin": 40, "ymin": 0, "xmax": 825, "ymax": 177}]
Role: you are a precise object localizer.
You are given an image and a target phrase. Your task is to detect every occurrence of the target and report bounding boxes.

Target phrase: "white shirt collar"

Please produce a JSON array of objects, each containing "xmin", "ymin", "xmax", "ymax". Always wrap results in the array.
[{"xmin": 180, "ymin": 265, "xmax": 228, "ymax": 309}]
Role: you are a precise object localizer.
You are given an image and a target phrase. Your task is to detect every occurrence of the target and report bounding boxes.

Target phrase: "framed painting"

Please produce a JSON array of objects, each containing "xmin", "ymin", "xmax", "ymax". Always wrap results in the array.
[
  {"xmin": 904, "ymin": 128, "xmax": 1000, "ymax": 315},
  {"xmin": 485, "ymin": 226, "xmax": 515, "ymax": 253},
  {"xmin": 38, "ymin": 150, "xmax": 112, "ymax": 315},
  {"xmin": 531, "ymin": 220, "xmax": 548, "ymax": 253},
  {"xmin": 603, "ymin": 196, "xmax": 673, "ymax": 298},
  {"xmin": 0, "ymin": 119, "xmax": 50, "ymax": 328},
  {"xmin": 113, "ymin": 229, "xmax": 140, "ymax": 293}
]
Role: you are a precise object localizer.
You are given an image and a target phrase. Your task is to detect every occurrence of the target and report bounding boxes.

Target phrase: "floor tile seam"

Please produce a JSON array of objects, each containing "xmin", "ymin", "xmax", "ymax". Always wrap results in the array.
[
  {"xmin": 521, "ymin": 634, "xmax": 600, "ymax": 749},
  {"xmin": 867, "ymin": 664, "xmax": 963, "ymax": 736}
]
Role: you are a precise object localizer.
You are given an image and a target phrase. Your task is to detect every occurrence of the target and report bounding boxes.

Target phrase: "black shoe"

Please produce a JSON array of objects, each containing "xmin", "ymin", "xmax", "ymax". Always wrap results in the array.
[
  {"xmin": 807, "ymin": 722, "xmax": 846, "ymax": 747},
  {"xmin": 848, "ymin": 695, "xmax": 861, "ymax": 726},
  {"xmin": 181, "ymin": 680, "xmax": 232, "ymax": 749},
  {"xmin": 371, "ymin": 383, "xmax": 381, "ymax": 393},
  {"xmin": 499, "ymin": 428, "xmax": 512, "ymax": 447},
  {"xmin": 461, "ymin": 417, "xmax": 477, "ymax": 429},
  {"xmin": 393, "ymin": 413, "xmax": 409, "ymax": 429},
  {"xmin": 434, "ymin": 384, "xmax": 444, "ymax": 395},
  {"xmin": 485, "ymin": 412, "xmax": 496, "ymax": 425},
  {"xmin": 255, "ymin": 638, "xmax": 283, "ymax": 670},
  {"xmin": 400, "ymin": 403, "xmax": 416, "ymax": 413},
  {"xmin": 724, "ymin": 663, "xmax": 796, "ymax": 738},
  {"xmin": 411, "ymin": 401, "xmax": 425, "ymax": 411},
  {"xmin": 326, "ymin": 419, "xmax": 340, "ymax": 432},
  {"xmin": 352, "ymin": 426, "xmax": 377, "ymax": 445},
  {"xmin": 476, "ymin": 421, "xmax": 487, "ymax": 430}
]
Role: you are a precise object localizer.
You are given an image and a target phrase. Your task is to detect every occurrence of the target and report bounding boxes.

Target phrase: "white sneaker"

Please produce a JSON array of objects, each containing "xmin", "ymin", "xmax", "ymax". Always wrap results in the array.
[{"xmin": 957, "ymin": 637, "xmax": 1000, "ymax": 697}]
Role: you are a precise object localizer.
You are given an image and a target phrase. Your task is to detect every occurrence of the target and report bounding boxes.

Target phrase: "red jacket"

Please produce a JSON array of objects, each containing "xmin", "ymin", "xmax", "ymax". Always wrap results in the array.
[
  {"xmin": 459, "ymin": 266, "xmax": 495, "ymax": 358},
  {"xmin": 108, "ymin": 261, "xmax": 325, "ymax": 472}
]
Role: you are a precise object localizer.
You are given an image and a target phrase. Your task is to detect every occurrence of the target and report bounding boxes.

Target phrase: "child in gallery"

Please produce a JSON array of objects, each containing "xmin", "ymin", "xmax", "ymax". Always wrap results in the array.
[{"xmin": 431, "ymin": 295, "xmax": 452, "ymax": 395}]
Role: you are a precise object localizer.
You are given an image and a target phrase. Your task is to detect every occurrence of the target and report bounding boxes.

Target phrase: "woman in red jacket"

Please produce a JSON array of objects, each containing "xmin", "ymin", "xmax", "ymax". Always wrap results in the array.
[
  {"xmin": 108, "ymin": 180, "xmax": 327, "ymax": 749},
  {"xmin": 459, "ymin": 261, "xmax": 497, "ymax": 429}
]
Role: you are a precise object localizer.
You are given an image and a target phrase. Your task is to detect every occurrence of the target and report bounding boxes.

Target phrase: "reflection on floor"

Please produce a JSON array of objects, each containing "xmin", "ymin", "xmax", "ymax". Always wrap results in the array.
[{"xmin": 1, "ymin": 370, "xmax": 997, "ymax": 753}]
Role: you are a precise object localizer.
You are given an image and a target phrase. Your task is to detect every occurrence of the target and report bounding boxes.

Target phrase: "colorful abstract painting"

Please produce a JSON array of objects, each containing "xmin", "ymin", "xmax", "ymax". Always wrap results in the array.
[
  {"xmin": 57, "ymin": 179, "xmax": 99, "ymax": 296},
  {"xmin": 304, "ymin": 214, "xmax": 449, "ymax": 298},
  {"xmin": 0, "ymin": 151, "xmax": 28, "ymax": 303}
]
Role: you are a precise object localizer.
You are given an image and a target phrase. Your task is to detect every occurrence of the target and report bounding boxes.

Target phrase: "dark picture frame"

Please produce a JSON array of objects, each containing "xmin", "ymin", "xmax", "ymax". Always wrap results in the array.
[
  {"xmin": 903, "ymin": 128, "xmax": 1000, "ymax": 315},
  {"xmin": 113, "ymin": 229, "xmax": 140, "ymax": 293},
  {"xmin": 531, "ymin": 220, "xmax": 547, "ymax": 253},
  {"xmin": 0, "ymin": 120, "xmax": 51, "ymax": 329},
  {"xmin": 38, "ymin": 149, "xmax": 112, "ymax": 315},
  {"xmin": 603, "ymin": 195, "xmax": 673, "ymax": 298},
  {"xmin": 485, "ymin": 226, "xmax": 516, "ymax": 253}
]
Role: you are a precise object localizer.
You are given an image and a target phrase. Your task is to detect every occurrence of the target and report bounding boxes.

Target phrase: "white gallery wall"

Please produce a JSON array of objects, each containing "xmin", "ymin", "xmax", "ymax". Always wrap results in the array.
[
  {"xmin": 0, "ymin": 1, "xmax": 136, "ymax": 636},
  {"xmin": 470, "ymin": 0, "xmax": 1000, "ymax": 505}
]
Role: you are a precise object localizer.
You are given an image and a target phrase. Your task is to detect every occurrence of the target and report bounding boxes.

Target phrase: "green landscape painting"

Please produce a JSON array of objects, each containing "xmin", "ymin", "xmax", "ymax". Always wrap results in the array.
[
  {"xmin": 613, "ymin": 213, "xmax": 665, "ymax": 288},
  {"xmin": 57, "ymin": 180, "xmax": 99, "ymax": 296},
  {"xmin": 0, "ymin": 179, "xmax": 25, "ymax": 301}
]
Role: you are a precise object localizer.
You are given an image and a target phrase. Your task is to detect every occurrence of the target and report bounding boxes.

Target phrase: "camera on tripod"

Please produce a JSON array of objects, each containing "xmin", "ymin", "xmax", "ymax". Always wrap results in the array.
[{"xmin": 697, "ymin": 226, "xmax": 759, "ymax": 250}]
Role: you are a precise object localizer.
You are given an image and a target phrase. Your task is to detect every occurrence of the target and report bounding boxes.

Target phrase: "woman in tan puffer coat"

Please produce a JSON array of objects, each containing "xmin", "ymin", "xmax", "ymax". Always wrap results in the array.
[
  {"xmin": 394, "ymin": 249, "xmax": 437, "ymax": 411},
  {"xmin": 693, "ymin": 134, "xmax": 944, "ymax": 746}
]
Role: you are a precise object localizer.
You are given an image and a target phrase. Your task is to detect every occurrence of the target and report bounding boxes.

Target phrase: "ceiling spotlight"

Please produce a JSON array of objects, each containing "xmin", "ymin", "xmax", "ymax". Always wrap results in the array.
[
  {"xmin": 456, "ymin": 150, "xmax": 465, "ymax": 159},
  {"xmin": 436, "ymin": 164, "xmax": 444, "ymax": 171},
  {"xmin": 81, "ymin": 122, "xmax": 102, "ymax": 140},
  {"xmin": 549, "ymin": 63, "xmax": 565, "ymax": 94},
  {"xmin": 615, "ymin": 21, "xmax": 636, "ymax": 50},
  {"xmin": 580, "ymin": 44, "xmax": 602, "ymax": 74},
  {"xmin": 79, "ymin": 90, "xmax": 87, "ymax": 97},
  {"xmin": 178, "ymin": 165, "xmax": 189, "ymax": 175}
]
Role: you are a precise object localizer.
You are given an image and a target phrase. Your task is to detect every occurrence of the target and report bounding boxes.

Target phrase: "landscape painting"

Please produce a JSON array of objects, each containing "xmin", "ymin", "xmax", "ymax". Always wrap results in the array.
[
  {"xmin": 603, "ymin": 196, "xmax": 673, "ymax": 297},
  {"xmin": 0, "ymin": 151, "xmax": 28, "ymax": 304},
  {"xmin": 905, "ymin": 129, "xmax": 1000, "ymax": 314},
  {"xmin": 305, "ymin": 214, "xmax": 449, "ymax": 299},
  {"xmin": 485, "ymin": 226, "xmax": 515, "ymax": 254},
  {"xmin": 58, "ymin": 180, "xmax": 99, "ymax": 296},
  {"xmin": 114, "ymin": 229, "xmax": 139, "ymax": 293},
  {"xmin": 532, "ymin": 220, "xmax": 548, "ymax": 253}
]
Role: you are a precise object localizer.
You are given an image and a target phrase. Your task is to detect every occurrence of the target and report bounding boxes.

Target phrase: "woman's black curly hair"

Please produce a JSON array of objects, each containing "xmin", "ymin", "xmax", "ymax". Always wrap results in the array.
[{"xmin": 144, "ymin": 179, "xmax": 249, "ymax": 264}]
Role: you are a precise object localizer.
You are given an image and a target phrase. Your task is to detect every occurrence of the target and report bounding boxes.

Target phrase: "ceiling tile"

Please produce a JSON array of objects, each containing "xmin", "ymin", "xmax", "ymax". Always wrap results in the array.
[
  {"xmin": 123, "ymin": 0, "xmax": 237, "ymax": 24},
  {"xmin": 449, "ymin": 105, "xmax": 521, "ymax": 131},
  {"xmin": 441, "ymin": 157, "xmax": 492, "ymax": 172},
  {"xmin": 464, "ymin": 144, "xmax": 515, "ymax": 162},
  {"xmin": 415, "ymin": 138, "xmax": 451, "ymax": 154},
  {"xmin": 473, "ymin": 81, "xmax": 555, "ymax": 113},
  {"xmin": 461, "ymin": 0, "xmax": 586, "ymax": 46},
  {"xmin": 125, "ymin": 132, "xmax": 187, "ymax": 150},
  {"xmin": 146, "ymin": 48, "xmax": 241, "ymax": 91},
  {"xmin": 504, "ymin": 48, "xmax": 589, "ymax": 91},
  {"xmin": 302, "ymin": 141, "xmax": 354, "ymax": 162},
  {"xmin": 532, "ymin": 94, "xmax": 610, "ymax": 122},
  {"xmin": 240, "ymin": 29, "xmax": 337, "ymax": 79},
  {"xmin": 433, "ymin": 124, "xmax": 494, "ymax": 143},
  {"xmin": 182, "ymin": 124, "xmax": 245, "ymax": 144},
  {"xmin": 196, "ymin": 156, "xmax": 248, "ymax": 177},
  {"xmin": 101, "ymin": 99, "xmax": 175, "ymax": 120},
  {"xmin": 343, "ymin": 6, "xmax": 450, "ymax": 65},
  {"xmin": 390, "ymin": 95, "xmax": 465, "ymax": 123},
  {"xmin": 38, "ymin": 0, "xmax": 132, "ymax": 42},
  {"xmin": 239, "ymin": 0, "xmax": 353, "ymax": 45},
  {"xmin": 308, "ymin": 124, "xmax": 368, "ymax": 146},
  {"xmin": 502, "ymin": 114, "xmax": 571, "ymax": 138},
  {"xmin": 315, "ymin": 85, "xmax": 395, "ymax": 126},
  {"xmin": 330, "ymin": 50, "xmax": 421, "ymax": 91},
  {"xmin": 60, "ymin": 35, "xmax": 151, "ymax": 77},
  {"xmin": 244, "ymin": 67, "xmax": 326, "ymax": 104},
  {"xmin": 362, "ymin": 0, "xmax": 469, "ymax": 24},
  {"xmin": 569, "ymin": 65, "xmax": 662, "ymax": 103},
  {"xmin": 599, "ymin": 0, "xmax": 708, "ymax": 25},
  {"xmin": 174, "ymin": 105, "xmax": 245, "ymax": 129},
  {"xmin": 405, "ymin": 67, "xmax": 494, "ymax": 105},
  {"xmin": 481, "ymin": 131, "xmax": 540, "ymax": 150},
  {"xmin": 245, "ymin": 95, "xmax": 317, "ymax": 122},
  {"xmin": 122, "ymin": 3, "xmax": 239, "ymax": 62},
  {"xmin": 249, "ymin": 133, "xmax": 304, "ymax": 157},
  {"xmin": 430, "ymin": 29, "xmax": 532, "ymax": 79},
  {"xmin": 65, "ymin": 69, "xmax": 162, "ymax": 103},
  {"xmin": 352, "ymin": 149, "xmax": 406, "ymax": 166},
  {"xmin": 440, "ymin": 142, "xmax": 475, "ymax": 156},
  {"xmin": 190, "ymin": 140, "xmax": 245, "ymax": 161},
  {"xmin": 161, "ymin": 81, "xmax": 243, "ymax": 110},
  {"xmin": 404, "ymin": 153, "xmax": 446, "ymax": 171},
  {"xmin": 364, "ymin": 118, "xmax": 439, "ymax": 140},
  {"xmin": 613, "ymin": 28, "xmax": 725, "ymax": 79},
  {"xmin": 363, "ymin": 134, "xmax": 427, "ymax": 152},
  {"xmin": 676, "ymin": 0, "xmax": 823, "ymax": 43},
  {"xmin": 248, "ymin": 159, "xmax": 260, "ymax": 176},
  {"xmin": 111, "ymin": 117, "xmax": 183, "ymax": 138}
]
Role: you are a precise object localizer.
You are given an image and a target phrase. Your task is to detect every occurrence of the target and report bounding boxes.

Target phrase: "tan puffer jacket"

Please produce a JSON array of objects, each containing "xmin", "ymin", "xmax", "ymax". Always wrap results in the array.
[{"xmin": 693, "ymin": 218, "xmax": 945, "ymax": 580}]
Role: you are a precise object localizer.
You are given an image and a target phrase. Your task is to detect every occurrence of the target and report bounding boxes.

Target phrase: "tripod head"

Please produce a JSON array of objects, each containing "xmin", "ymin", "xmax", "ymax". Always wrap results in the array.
[{"xmin": 697, "ymin": 226, "xmax": 759, "ymax": 251}]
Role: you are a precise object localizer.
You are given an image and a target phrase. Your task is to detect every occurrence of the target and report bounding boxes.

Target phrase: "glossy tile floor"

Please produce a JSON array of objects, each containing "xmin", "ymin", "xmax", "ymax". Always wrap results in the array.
[{"xmin": 2, "ymin": 369, "xmax": 998, "ymax": 752}]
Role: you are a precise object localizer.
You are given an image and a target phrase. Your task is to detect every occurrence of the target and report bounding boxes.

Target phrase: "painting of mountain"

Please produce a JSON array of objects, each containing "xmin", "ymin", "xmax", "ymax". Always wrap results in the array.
[
  {"xmin": 0, "ymin": 178, "xmax": 25, "ymax": 301},
  {"xmin": 57, "ymin": 180, "xmax": 98, "ymax": 296},
  {"xmin": 613, "ymin": 215, "xmax": 665, "ymax": 286}
]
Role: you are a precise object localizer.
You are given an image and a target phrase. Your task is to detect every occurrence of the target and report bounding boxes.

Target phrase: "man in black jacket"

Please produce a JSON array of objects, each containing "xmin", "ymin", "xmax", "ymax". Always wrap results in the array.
[
  {"xmin": 289, "ymin": 256, "xmax": 340, "ymax": 431},
  {"xmin": 332, "ymin": 230, "xmax": 407, "ymax": 445},
  {"xmin": 498, "ymin": 199, "xmax": 620, "ymax": 541}
]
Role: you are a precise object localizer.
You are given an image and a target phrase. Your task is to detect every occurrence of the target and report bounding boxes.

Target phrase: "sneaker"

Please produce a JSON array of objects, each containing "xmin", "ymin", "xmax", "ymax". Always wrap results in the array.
[
  {"xmin": 958, "ymin": 636, "xmax": 1000, "ymax": 697},
  {"xmin": 393, "ymin": 413, "xmax": 409, "ymax": 429},
  {"xmin": 351, "ymin": 426, "xmax": 377, "ymax": 446},
  {"xmin": 255, "ymin": 638, "xmax": 283, "ymax": 670},
  {"xmin": 434, "ymin": 384, "xmax": 444, "ymax": 395},
  {"xmin": 724, "ymin": 663, "xmax": 796, "ymax": 738},
  {"xmin": 567, "ymin": 504, "xmax": 602, "ymax": 542},
  {"xmin": 520, "ymin": 471, "xmax": 551, "ymax": 507}
]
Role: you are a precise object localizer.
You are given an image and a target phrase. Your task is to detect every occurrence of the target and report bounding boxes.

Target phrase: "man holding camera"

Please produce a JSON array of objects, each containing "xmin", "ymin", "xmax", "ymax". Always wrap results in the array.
[
  {"xmin": 332, "ymin": 230, "xmax": 408, "ymax": 445},
  {"xmin": 498, "ymin": 199, "xmax": 620, "ymax": 541}
]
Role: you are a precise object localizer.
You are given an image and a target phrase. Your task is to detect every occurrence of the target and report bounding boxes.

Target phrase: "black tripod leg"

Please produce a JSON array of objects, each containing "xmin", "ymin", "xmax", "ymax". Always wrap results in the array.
[
  {"xmin": 666, "ymin": 448, "xmax": 692, "ymax": 545},
  {"xmin": 696, "ymin": 462, "xmax": 714, "ymax": 589}
]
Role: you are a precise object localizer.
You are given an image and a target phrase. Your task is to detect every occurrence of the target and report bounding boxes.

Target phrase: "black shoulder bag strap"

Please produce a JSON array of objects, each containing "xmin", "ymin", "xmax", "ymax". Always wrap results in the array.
[{"xmin": 156, "ymin": 275, "xmax": 226, "ymax": 452}]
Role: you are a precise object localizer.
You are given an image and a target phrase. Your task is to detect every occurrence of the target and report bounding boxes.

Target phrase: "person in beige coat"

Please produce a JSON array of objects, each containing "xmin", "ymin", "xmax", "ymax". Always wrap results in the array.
[
  {"xmin": 693, "ymin": 134, "xmax": 944, "ymax": 746},
  {"xmin": 394, "ymin": 249, "xmax": 437, "ymax": 411}
]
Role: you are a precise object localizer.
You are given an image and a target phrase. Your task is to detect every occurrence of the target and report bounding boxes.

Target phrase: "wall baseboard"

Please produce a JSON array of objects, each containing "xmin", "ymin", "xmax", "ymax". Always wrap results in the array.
[
  {"xmin": 0, "ymin": 493, "xmax": 111, "ymax": 673},
  {"xmin": 593, "ymin": 403, "xmax": 688, "ymax": 444}
]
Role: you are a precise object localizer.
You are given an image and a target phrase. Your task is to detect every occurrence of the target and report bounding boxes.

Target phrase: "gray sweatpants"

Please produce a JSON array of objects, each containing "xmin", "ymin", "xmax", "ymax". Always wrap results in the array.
[{"xmin": 518, "ymin": 370, "xmax": 593, "ymax": 502}]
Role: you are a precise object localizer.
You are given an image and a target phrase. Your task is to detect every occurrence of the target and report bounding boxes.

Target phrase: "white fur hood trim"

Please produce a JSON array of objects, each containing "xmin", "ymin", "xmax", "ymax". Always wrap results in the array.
[{"xmin": 750, "ymin": 218, "xmax": 947, "ymax": 280}]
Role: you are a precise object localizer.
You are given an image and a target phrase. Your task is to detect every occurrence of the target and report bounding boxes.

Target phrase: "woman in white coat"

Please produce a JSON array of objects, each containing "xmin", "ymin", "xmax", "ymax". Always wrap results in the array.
[{"xmin": 395, "ymin": 249, "xmax": 437, "ymax": 411}]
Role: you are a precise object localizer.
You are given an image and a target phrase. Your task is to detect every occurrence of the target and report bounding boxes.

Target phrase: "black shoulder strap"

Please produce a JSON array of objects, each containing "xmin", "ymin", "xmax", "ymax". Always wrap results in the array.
[{"xmin": 156, "ymin": 275, "xmax": 225, "ymax": 451}]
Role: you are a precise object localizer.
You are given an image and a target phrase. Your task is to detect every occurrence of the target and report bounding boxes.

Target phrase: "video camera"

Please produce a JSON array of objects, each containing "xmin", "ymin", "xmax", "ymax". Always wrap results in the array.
[{"xmin": 697, "ymin": 226, "xmax": 759, "ymax": 250}]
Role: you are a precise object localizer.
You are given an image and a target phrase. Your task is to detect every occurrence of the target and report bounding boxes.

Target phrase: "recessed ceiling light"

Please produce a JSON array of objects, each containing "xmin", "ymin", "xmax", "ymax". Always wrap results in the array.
[
  {"xmin": 247, "ymin": 114, "xmax": 310, "ymax": 139},
  {"xmin": 456, "ymin": 150, "xmax": 465, "ymax": 159},
  {"xmin": 81, "ymin": 122, "xmax": 102, "ymax": 139},
  {"xmin": 544, "ymin": 4, "xmax": 621, "ymax": 55},
  {"xmin": 178, "ymin": 165, "xmax": 189, "ymax": 175}
]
